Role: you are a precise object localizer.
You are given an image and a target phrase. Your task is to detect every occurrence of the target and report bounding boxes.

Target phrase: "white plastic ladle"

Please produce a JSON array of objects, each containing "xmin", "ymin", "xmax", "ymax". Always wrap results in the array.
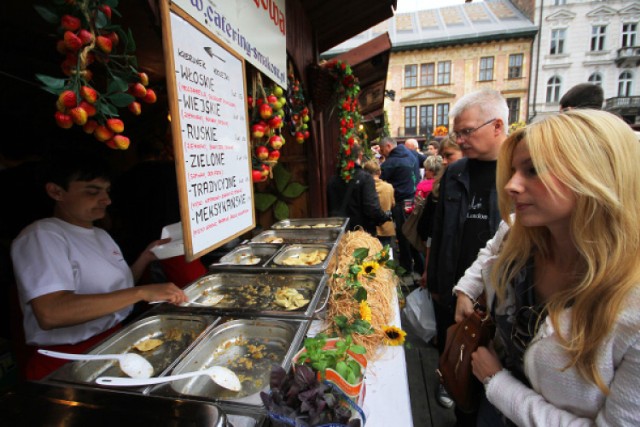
[
  {"xmin": 38, "ymin": 349, "xmax": 154, "ymax": 379},
  {"xmin": 95, "ymin": 365, "xmax": 242, "ymax": 391}
]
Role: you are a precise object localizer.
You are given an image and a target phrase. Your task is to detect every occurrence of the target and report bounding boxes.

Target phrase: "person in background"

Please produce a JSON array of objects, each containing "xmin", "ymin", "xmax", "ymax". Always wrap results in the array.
[
  {"xmin": 11, "ymin": 150, "xmax": 187, "ymax": 380},
  {"xmin": 418, "ymin": 138, "xmax": 463, "ymax": 290},
  {"xmin": 416, "ymin": 155, "xmax": 443, "ymax": 199},
  {"xmin": 327, "ymin": 144, "xmax": 391, "ymax": 235},
  {"xmin": 363, "ymin": 159, "xmax": 396, "ymax": 256},
  {"xmin": 559, "ymin": 82, "xmax": 604, "ymax": 112},
  {"xmin": 454, "ymin": 110, "xmax": 640, "ymax": 426},
  {"xmin": 379, "ymin": 136, "xmax": 421, "ymax": 283},
  {"xmin": 404, "ymin": 138, "xmax": 427, "ymax": 176},
  {"xmin": 425, "ymin": 140, "xmax": 441, "ymax": 157},
  {"xmin": 427, "ymin": 89, "xmax": 507, "ymax": 419}
]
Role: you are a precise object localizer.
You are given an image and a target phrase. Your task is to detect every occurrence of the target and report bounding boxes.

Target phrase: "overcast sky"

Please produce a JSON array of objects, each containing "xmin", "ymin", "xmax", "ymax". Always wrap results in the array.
[{"xmin": 396, "ymin": 0, "xmax": 480, "ymax": 12}]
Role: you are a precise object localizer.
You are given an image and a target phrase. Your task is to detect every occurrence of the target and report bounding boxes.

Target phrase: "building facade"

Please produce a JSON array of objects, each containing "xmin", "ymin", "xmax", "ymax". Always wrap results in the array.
[
  {"xmin": 325, "ymin": 0, "xmax": 537, "ymax": 143},
  {"xmin": 529, "ymin": 0, "xmax": 640, "ymax": 123}
]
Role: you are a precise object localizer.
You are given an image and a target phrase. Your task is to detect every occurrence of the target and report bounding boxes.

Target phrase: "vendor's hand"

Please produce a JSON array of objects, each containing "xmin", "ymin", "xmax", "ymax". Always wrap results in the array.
[
  {"xmin": 139, "ymin": 283, "xmax": 188, "ymax": 305},
  {"xmin": 471, "ymin": 344, "xmax": 502, "ymax": 383},
  {"xmin": 454, "ymin": 291, "xmax": 475, "ymax": 323}
]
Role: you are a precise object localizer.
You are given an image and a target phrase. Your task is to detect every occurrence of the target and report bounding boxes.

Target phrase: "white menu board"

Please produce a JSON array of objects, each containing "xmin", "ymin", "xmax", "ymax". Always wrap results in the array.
[{"xmin": 161, "ymin": 2, "xmax": 254, "ymax": 261}]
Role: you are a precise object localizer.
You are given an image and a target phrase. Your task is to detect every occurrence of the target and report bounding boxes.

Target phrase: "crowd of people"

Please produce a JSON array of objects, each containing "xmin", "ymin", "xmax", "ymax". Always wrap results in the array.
[{"xmin": 328, "ymin": 85, "xmax": 640, "ymax": 426}]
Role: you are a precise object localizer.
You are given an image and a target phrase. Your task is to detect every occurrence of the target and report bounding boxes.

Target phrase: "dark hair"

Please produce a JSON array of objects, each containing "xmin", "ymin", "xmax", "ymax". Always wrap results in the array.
[
  {"xmin": 42, "ymin": 149, "xmax": 111, "ymax": 190},
  {"xmin": 559, "ymin": 83, "xmax": 604, "ymax": 110}
]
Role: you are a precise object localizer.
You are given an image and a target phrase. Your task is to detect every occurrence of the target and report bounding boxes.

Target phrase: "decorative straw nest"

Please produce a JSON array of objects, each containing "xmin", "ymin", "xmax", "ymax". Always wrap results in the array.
[{"xmin": 325, "ymin": 230, "xmax": 399, "ymax": 360}]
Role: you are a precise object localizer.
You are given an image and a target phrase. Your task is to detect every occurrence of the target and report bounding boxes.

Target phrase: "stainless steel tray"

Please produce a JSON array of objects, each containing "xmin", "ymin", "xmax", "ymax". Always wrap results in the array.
[
  {"xmin": 180, "ymin": 272, "xmax": 329, "ymax": 318},
  {"xmin": 47, "ymin": 313, "xmax": 218, "ymax": 385},
  {"xmin": 209, "ymin": 244, "xmax": 279, "ymax": 270},
  {"xmin": 249, "ymin": 228, "xmax": 342, "ymax": 244},
  {"xmin": 268, "ymin": 243, "xmax": 335, "ymax": 272},
  {"xmin": 271, "ymin": 217, "xmax": 349, "ymax": 231},
  {"xmin": 1, "ymin": 382, "xmax": 228, "ymax": 426},
  {"xmin": 148, "ymin": 318, "xmax": 308, "ymax": 407}
]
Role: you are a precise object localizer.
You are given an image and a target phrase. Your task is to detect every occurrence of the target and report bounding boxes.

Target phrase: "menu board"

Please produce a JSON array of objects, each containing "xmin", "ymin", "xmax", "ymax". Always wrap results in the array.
[{"xmin": 161, "ymin": 2, "xmax": 254, "ymax": 261}]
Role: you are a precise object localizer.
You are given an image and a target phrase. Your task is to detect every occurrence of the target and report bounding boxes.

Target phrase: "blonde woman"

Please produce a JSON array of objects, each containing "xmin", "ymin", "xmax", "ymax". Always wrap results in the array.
[{"xmin": 454, "ymin": 110, "xmax": 640, "ymax": 425}]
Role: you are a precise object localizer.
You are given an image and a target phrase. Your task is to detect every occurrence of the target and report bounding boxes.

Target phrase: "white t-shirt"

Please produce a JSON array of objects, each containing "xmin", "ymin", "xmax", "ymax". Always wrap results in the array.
[{"xmin": 11, "ymin": 218, "xmax": 134, "ymax": 346}]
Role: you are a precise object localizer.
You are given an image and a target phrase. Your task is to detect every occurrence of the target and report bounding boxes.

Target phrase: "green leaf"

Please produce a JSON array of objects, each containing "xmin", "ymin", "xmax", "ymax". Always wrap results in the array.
[
  {"xmin": 353, "ymin": 287, "xmax": 367, "ymax": 302},
  {"xmin": 335, "ymin": 361, "xmax": 348, "ymax": 378},
  {"xmin": 108, "ymin": 92, "xmax": 135, "ymax": 107},
  {"xmin": 254, "ymin": 192, "xmax": 277, "ymax": 212},
  {"xmin": 96, "ymin": 11, "xmax": 108, "ymax": 29},
  {"xmin": 281, "ymin": 182, "xmax": 307, "ymax": 199},
  {"xmin": 127, "ymin": 29, "xmax": 136, "ymax": 52},
  {"xmin": 353, "ymin": 247, "xmax": 369, "ymax": 261},
  {"xmin": 35, "ymin": 74, "xmax": 66, "ymax": 91},
  {"xmin": 349, "ymin": 344, "xmax": 367, "ymax": 355},
  {"xmin": 346, "ymin": 370, "xmax": 357, "ymax": 385},
  {"xmin": 107, "ymin": 76, "xmax": 129, "ymax": 94},
  {"xmin": 104, "ymin": 0, "xmax": 119, "ymax": 7},
  {"xmin": 334, "ymin": 315, "xmax": 348, "ymax": 329},
  {"xmin": 273, "ymin": 163, "xmax": 291, "ymax": 193},
  {"xmin": 34, "ymin": 5, "xmax": 59, "ymax": 24},
  {"xmin": 274, "ymin": 200, "xmax": 289, "ymax": 221},
  {"xmin": 101, "ymin": 103, "xmax": 119, "ymax": 116},
  {"xmin": 352, "ymin": 320, "xmax": 373, "ymax": 335}
]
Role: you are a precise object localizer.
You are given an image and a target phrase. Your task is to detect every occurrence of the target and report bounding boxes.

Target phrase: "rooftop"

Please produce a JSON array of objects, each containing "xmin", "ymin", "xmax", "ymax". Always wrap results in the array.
[{"xmin": 324, "ymin": 0, "xmax": 537, "ymax": 55}]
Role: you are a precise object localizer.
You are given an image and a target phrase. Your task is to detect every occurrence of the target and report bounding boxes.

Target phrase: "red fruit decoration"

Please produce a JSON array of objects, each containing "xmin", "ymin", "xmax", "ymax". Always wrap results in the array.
[
  {"xmin": 252, "ymin": 123, "xmax": 266, "ymax": 138},
  {"xmin": 252, "ymin": 170, "xmax": 264, "ymax": 182},
  {"xmin": 259, "ymin": 103, "xmax": 273, "ymax": 120},
  {"xmin": 256, "ymin": 145, "xmax": 269, "ymax": 160},
  {"xmin": 268, "ymin": 150, "xmax": 280, "ymax": 161},
  {"xmin": 269, "ymin": 135, "xmax": 283, "ymax": 150},
  {"xmin": 37, "ymin": 2, "xmax": 156, "ymax": 150}
]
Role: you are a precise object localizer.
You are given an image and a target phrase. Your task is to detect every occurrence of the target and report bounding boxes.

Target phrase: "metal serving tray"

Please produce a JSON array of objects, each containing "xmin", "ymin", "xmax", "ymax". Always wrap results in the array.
[
  {"xmin": 271, "ymin": 217, "xmax": 349, "ymax": 231},
  {"xmin": 47, "ymin": 313, "xmax": 218, "ymax": 385},
  {"xmin": 209, "ymin": 244, "xmax": 279, "ymax": 270},
  {"xmin": 0, "ymin": 382, "xmax": 229, "ymax": 427},
  {"xmin": 148, "ymin": 317, "xmax": 308, "ymax": 408},
  {"xmin": 180, "ymin": 272, "xmax": 329, "ymax": 318},
  {"xmin": 268, "ymin": 243, "xmax": 335, "ymax": 272},
  {"xmin": 249, "ymin": 228, "xmax": 342, "ymax": 245}
]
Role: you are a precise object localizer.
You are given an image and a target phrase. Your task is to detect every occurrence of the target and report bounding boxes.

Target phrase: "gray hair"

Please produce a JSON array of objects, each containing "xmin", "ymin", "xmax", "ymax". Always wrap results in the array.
[
  {"xmin": 379, "ymin": 136, "xmax": 397, "ymax": 148},
  {"xmin": 450, "ymin": 89, "xmax": 509, "ymax": 135},
  {"xmin": 423, "ymin": 155, "xmax": 444, "ymax": 175}
]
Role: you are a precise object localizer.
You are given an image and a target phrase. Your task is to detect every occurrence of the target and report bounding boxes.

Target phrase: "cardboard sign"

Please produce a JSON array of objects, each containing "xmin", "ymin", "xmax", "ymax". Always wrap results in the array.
[{"xmin": 161, "ymin": 1, "xmax": 254, "ymax": 261}]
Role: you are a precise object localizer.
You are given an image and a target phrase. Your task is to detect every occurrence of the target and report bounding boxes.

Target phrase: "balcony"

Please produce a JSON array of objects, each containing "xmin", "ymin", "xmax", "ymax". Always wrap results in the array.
[
  {"xmin": 605, "ymin": 96, "xmax": 640, "ymax": 122},
  {"xmin": 615, "ymin": 46, "xmax": 640, "ymax": 67}
]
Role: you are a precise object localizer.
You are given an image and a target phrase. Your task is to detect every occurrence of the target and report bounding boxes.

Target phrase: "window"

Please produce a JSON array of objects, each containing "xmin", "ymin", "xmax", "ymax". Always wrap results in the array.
[
  {"xmin": 590, "ymin": 25, "xmax": 606, "ymax": 51},
  {"xmin": 420, "ymin": 105, "xmax": 434, "ymax": 136},
  {"xmin": 588, "ymin": 73, "xmax": 602, "ymax": 85},
  {"xmin": 554, "ymin": 0, "xmax": 566, "ymax": 5},
  {"xmin": 405, "ymin": 106, "xmax": 417, "ymax": 135},
  {"xmin": 508, "ymin": 54, "xmax": 524, "ymax": 79},
  {"xmin": 550, "ymin": 29, "xmax": 566, "ymax": 55},
  {"xmin": 404, "ymin": 64, "xmax": 418, "ymax": 88},
  {"xmin": 479, "ymin": 57, "xmax": 494, "ymax": 81},
  {"xmin": 618, "ymin": 71, "xmax": 633, "ymax": 96},
  {"xmin": 546, "ymin": 76, "xmax": 562, "ymax": 103},
  {"xmin": 622, "ymin": 23, "xmax": 637, "ymax": 48},
  {"xmin": 507, "ymin": 98, "xmax": 520, "ymax": 125},
  {"xmin": 421, "ymin": 63, "xmax": 435, "ymax": 86},
  {"xmin": 437, "ymin": 61, "xmax": 451, "ymax": 85},
  {"xmin": 436, "ymin": 103, "xmax": 449, "ymax": 128}
]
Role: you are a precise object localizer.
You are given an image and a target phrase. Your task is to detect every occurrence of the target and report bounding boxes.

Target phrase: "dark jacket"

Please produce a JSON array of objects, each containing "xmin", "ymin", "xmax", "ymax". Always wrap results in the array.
[
  {"xmin": 327, "ymin": 165, "xmax": 388, "ymax": 235},
  {"xmin": 426, "ymin": 158, "xmax": 501, "ymax": 307},
  {"xmin": 409, "ymin": 149, "xmax": 428, "ymax": 172},
  {"xmin": 380, "ymin": 144, "xmax": 418, "ymax": 204}
]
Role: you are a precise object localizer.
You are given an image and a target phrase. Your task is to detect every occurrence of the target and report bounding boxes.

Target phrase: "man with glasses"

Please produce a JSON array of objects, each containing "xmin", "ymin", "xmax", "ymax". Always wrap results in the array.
[{"xmin": 426, "ymin": 89, "xmax": 507, "ymax": 422}]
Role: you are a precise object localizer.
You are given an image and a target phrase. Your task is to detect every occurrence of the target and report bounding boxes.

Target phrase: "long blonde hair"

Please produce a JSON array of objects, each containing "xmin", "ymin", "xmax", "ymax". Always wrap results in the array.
[{"xmin": 492, "ymin": 110, "xmax": 640, "ymax": 392}]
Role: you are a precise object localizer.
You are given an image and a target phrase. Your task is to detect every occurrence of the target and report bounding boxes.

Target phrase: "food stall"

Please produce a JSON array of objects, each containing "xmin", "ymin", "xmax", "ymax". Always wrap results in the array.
[{"xmin": 0, "ymin": 0, "xmax": 411, "ymax": 425}]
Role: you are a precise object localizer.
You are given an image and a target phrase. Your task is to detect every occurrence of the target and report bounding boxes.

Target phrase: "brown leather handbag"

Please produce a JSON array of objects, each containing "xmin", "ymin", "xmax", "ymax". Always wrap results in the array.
[{"xmin": 436, "ymin": 294, "xmax": 495, "ymax": 413}]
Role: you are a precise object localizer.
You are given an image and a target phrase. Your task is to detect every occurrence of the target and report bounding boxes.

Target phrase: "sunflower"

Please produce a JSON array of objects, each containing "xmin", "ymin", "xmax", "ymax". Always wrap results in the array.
[
  {"xmin": 383, "ymin": 325, "xmax": 407, "ymax": 346},
  {"xmin": 361, "ymin": 261, "xmax": 380, "ymax": 276},
  {"xmin": 359, "ymin": 300, "xmax": 372, "ymax": 322}
]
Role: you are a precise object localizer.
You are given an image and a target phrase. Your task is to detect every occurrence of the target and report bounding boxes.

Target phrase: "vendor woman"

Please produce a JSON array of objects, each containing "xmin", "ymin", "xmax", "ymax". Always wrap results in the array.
[{"xmin": 11, "ymin": 150, "xmax": 188, "ymax": 379}]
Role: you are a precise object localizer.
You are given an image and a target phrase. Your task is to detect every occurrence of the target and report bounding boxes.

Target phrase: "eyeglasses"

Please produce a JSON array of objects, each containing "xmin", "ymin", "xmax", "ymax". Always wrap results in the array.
[
  {"xmin": 451, "ymin": 118, "xmax": 497, "ymax": 141},
  {"xmin": 510, "ymin": 304, "xmax": 546, "ymax": 360}
]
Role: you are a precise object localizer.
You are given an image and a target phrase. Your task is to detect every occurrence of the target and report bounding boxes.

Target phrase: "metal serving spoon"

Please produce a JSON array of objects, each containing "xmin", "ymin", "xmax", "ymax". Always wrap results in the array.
[
  {"xmin": 38, "ymin": 349, "xmax": 154, "ymax": 379},
  {"xmin": 95, "ymin": 365, "xmax": 242, "ymax": 391}
]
